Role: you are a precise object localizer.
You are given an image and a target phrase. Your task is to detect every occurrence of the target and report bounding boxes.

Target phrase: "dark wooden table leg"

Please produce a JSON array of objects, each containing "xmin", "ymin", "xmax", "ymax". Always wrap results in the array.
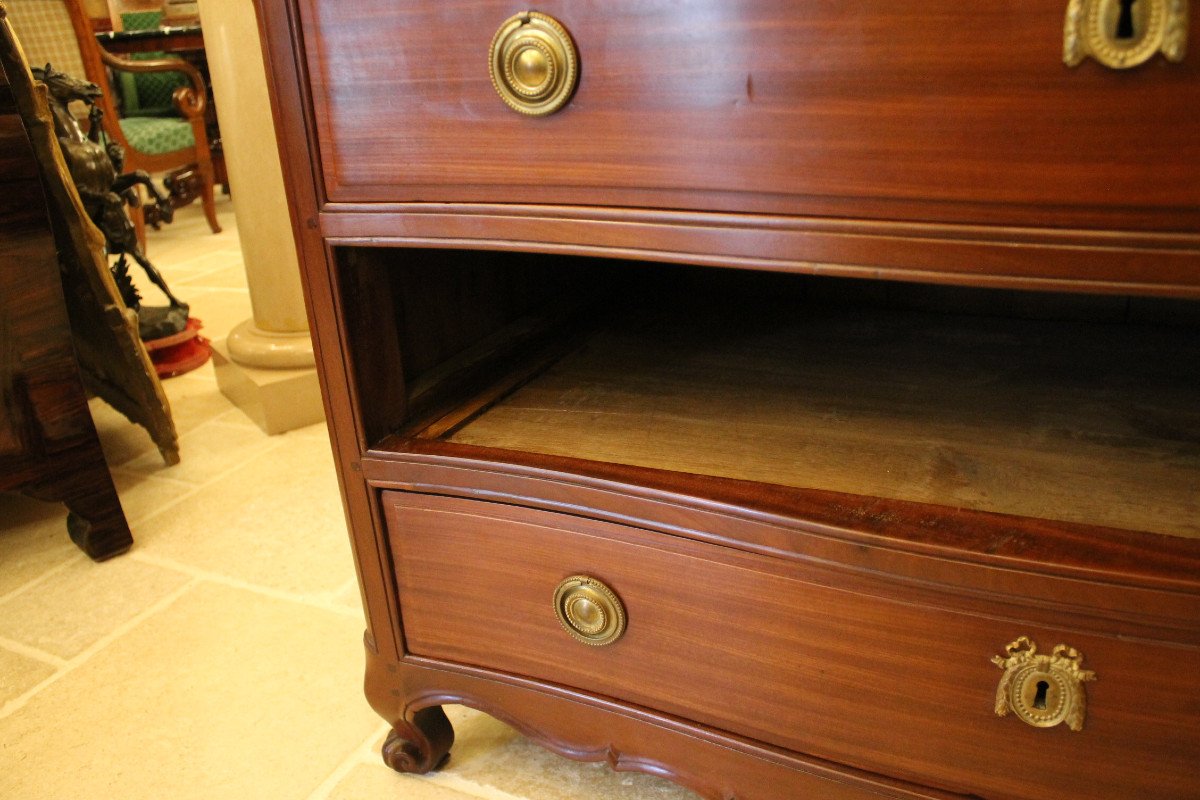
[
  {"xmin": 62, "ymin": 441, "xmax": 133, "ymax": 561},
  {"xmin": 22, "ymin": 436, "xmax": 133, "ymax": 562}
]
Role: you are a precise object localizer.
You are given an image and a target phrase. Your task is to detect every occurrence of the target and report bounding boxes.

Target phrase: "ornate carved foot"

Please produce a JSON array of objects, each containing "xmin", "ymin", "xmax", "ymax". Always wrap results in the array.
[
  {"xmin": 63, "ymin": 467, "xmax": 132, "ymax": 561},
  {"xmin": 381, "ymin": 706, "xmax": 454, "ymax": 774},
  {"xmin": 23, "ymin": 438, "xmax": 133, "ymax": 562}
]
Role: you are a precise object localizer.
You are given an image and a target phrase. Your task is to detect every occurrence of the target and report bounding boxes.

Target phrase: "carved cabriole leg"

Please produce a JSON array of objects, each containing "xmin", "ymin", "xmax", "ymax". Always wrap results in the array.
[
  {"xmin": 363, "ymin": 647, "xmax": 955, "ymax": 799},
  {"xmin": 365, "ymin": 641, "xmax": 455, "ymax": 775},
  {"xmin": 198, "ymin": 158, "xmax": 222, "ymax": 235},
  {"xmin": 382, "ymin": 706, "xmax": 454, "ymax": 774}
]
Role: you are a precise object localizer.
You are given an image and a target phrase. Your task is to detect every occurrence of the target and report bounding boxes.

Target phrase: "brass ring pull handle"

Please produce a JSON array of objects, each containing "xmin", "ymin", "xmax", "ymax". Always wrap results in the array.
[
  {"xmin": 553, "ymin": 575, "xmax": 625, "ymax": 646},
  {"xmin": 489, "ymin": 11, "xmax": 579, "ymax": 116},
  {"xmin": 992, "ymin": 637, "xmax": 1097, "ymax": 731},
  {"xmin": 1064, "ymin": 0, "xmax": 1188, "ymax": 68}
]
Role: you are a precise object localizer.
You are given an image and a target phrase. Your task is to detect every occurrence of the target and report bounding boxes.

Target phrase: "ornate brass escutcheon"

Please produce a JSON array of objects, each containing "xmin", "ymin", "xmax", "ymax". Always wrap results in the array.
[
  {"xmin": 553, "ymin": 575, "xmax": 626, "ymax": 646},
  {"xmin": 992, "ymin": 637, "xmax": 1096, "ymax": 731},
  {"xmin": 489, "ymin": 11, "xmax": 579, "ymax": 116},
  {"xmin": 1064, "ymin": 0, "xmax": 1188, "ymax": 68}
]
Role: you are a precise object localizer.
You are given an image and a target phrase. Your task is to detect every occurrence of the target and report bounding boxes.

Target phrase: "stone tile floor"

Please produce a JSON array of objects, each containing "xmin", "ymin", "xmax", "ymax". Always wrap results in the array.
[{"xmin": 0, "ymin": 196, "xmax": 698, "ymax": 799}]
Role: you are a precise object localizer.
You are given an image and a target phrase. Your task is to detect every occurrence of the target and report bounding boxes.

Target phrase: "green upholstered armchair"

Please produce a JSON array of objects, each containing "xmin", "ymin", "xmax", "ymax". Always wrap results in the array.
[
  {"xmin": 6, "ymin": 0, "xmax": 221, "ymax": 245},
  {"xmin": 112, "ymin": 10, "xmax": 188, "ymax": 120}
]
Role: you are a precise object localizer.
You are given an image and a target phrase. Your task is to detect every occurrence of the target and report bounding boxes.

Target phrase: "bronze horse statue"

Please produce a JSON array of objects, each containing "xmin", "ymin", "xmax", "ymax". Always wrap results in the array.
[{"xmin": 34, "ymin": 63, "xmax": 187, "ymax": 316}]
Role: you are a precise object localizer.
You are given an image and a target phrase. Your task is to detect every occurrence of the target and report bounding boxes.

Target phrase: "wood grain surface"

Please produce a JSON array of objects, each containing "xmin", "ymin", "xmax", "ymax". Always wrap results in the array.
[
  {"xmin": 251, "ymin": 0, "xmax": 1200, "ymax": 795},
  {"xmin": 448, "ymin": 285, "xmax": 1200, "ymax": 538},
  {"xmin": 386, "ymin": 492, "xmax": 1200, "ymax": 800},
  {"xmin": 368, "ymin": 651, "xmax": 978, "ymax": 800},
  {"xmin": 299, "ymin": 0, "xmax": 1200, "ymax": 229}
]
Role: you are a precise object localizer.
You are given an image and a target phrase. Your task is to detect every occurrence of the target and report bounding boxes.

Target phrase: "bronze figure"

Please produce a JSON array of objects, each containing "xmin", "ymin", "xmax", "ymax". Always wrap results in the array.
[{"xmin": 35, "ymin": 63, "xmax": 188, "ymax": 338}]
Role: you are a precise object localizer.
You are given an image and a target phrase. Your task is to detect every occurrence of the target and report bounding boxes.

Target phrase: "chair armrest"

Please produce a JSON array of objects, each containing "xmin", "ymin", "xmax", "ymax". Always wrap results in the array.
[{"xmin": 97, "ymin": 46, "xmax": 208, "ymax": 120}]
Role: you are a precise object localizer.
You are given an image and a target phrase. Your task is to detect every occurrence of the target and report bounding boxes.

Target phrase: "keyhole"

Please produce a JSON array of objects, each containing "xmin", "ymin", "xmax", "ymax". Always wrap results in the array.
[
  {"xmin": 1116, "ymin": 0, "xmax": 1137, "ymax": 39},
  {"xmin": 1033, "ymin": 680, "xmax": 1050, "ymax": 710}
]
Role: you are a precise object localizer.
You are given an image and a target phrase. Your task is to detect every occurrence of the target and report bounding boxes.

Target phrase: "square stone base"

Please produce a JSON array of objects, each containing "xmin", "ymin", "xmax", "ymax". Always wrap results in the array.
[{"xmin": 212, "ymin": 339, "xmax": 324, "ymax": 435}]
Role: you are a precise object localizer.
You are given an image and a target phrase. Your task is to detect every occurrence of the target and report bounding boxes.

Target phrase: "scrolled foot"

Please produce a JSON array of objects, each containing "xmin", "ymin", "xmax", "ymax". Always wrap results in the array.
[
  {"xmin": 61, "ymin": 458, "xmax": 132, "ymax": 561},
  {"xmin": 381, "ymin": 706, "xmax": 454, "ymax": 774},
  {"xmin": 66, "ymin": 508, "xmax": 132, "ymax": 561}
]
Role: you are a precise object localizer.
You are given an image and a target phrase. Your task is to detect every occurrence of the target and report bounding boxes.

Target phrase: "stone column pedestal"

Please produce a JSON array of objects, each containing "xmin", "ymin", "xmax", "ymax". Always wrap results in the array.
[{"xmin": 198, "ymin": 0, "xmax": 322, "ymax": 434}]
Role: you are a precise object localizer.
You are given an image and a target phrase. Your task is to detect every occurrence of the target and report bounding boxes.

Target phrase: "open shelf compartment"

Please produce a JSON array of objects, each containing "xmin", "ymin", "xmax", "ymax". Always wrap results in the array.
[{"xmin": 336, "ymin": 246, "xmax": 1200, "ymax": 543}]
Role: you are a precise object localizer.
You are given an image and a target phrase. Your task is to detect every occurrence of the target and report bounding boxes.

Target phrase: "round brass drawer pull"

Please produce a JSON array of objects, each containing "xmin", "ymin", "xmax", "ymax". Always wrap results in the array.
[
  {"xmin": 489, "ymin": 11, "xmax": 578, "ymax": 116},
  {"xmin": 553, "ymin": 575, "xmax": 625, "ymax": 646}
]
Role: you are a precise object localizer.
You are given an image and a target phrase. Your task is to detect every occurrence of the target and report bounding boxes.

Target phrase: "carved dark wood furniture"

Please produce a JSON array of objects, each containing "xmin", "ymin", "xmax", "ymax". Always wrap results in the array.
[
  {"xmin": 1, "ymin": 28, "xmax": 130, "ymax": 560},
  {"xmin": 256, "ymin": 1, "xmax": 1200, "ymax": 797}
]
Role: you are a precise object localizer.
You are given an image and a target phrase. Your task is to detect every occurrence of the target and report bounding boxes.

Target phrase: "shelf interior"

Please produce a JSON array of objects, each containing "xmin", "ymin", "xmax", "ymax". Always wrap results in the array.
[{"xmin": 336, "ymin": 247, "xmax": 1200, "ymax": 539}]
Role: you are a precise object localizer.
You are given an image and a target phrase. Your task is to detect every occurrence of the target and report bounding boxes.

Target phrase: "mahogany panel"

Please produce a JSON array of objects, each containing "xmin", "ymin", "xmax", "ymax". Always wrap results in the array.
[
  {"xmin": 320, "ymin": 207, "xmax": 1200, "ymax": 299},
  {"xmin": 299, "ymin": 0, "xmax": 1200, "ymax": 229},
  {"xmin": 385, "ymin": 492, "xmax": 1200, "ymax": 800},
  {"xmin": 364, "ymin": 442, "xmax": 1200, "ymax": 640},
  {"xmin": 367, "ymin": 651, "xmax": 974, "ymax": 800}
]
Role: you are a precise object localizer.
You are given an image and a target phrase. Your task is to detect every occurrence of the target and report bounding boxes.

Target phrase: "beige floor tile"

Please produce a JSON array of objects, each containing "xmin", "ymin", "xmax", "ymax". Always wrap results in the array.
[
  {"xmin": 88, "ymin": 396, "xmax": 161, "ymax": 467},
  {"xmin": 169, "ymin": 248, "xmax": 245, "ymax": 277},
  {"xmin": 438, "ymin": 707, "xmax": 699, "ymax": 800},
  {"xmin": 184, "ymin": 287, "xmax": 255, "ymax": 343},
  {"xmin": 331, "ymin": 579, "xmax": 363, "ymax": 613},
  {"xmin": 0, "ymin": 494, "xmax": 79, "ymax": 599},
  {"xmin": 121, "ymin": 417, "xmax": 276, "ymax": 486},
  {"xmin": 137, "ymin": 256, "xmax": 240, "ymax": 309},
  {"xmin": 145, "ymin": 196, "xmax": 236, "ymax": 240},
  {"xmin": 90, "ymin": 377, "xmax": 232, "ymax": 470},
  {"xmin": 160, "ymin": 371, "xmax": 242, "ymax": 434},
  {"xmin": 213, "ymin": 407, "xmax": 269, "ymax": 429},
  {"xmin": 284, "ymin": 419, "xmax": 333, "ymax": 442},
  {"xmin": 178, "ymin": 262, "xmax": 251, "ymax": 291},
  {"xmin": 170, "ymin": 369, "xmax": 218, "ymax": 388},
  {"xmin": 327, "ymin": 764, "xmax": 483, "ymax": 800},
  {"xmin": 109, "ymin": 469, "xmax": 197, "ymax": 526},
  {"xmin": 0, "ymin": 582, "xmax": 379, "ymax": 799},
  {"xmin": 0, "ymin": 555, "xmax": 189, "ymax": 659},
  {"xmin": 131, "ymin": 435, "xmax": 352, "ymax": 596},
  {"xmin": 0, "ymin": 647, "xmax": 56, "ymax": 707},
  {"xmin": 156, "ymin": 250, "xmax": 243, "ymax": 278}
]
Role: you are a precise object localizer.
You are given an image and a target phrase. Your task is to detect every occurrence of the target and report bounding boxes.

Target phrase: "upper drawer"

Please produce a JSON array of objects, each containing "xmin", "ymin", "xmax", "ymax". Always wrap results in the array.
[{"xmin": 298, "ymin": 0, "xmax": 1200, "ymax": 229}]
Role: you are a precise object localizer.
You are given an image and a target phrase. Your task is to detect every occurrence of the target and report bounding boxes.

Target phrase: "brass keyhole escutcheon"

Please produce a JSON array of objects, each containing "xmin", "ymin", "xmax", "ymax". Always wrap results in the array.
[
  {"xmin": 553, "ymin": 575, "xmax": 625, "ymax": 646},
  {"xmin": 1115, "ymin": 0, "xmax": 1138, "ymax": 39},
  {"xmin": 1013, "ymin": 670, "xmax": 1069, "ymax": 727},
  {"xmin": 1064, "ymin": 0, "xmax": 1188, "ymax": 68},
  {"xmin": 993, "ymin": 637, "xmax": 1096, "ymax": 731},
  {"xmin": 489, "ymin": 11, "xmax": 579, "ymax": 116}
]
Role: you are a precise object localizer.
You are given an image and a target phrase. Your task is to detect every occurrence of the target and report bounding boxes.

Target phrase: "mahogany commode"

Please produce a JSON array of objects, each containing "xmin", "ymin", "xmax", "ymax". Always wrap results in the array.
[{"xmin": 255, "ymin": 2, "xmax": 1200, "ymax": 797}]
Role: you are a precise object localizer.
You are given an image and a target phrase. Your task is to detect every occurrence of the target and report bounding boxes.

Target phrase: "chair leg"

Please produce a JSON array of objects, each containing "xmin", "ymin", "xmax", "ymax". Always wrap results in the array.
[
  {"xmin": 199, "ymin": 161, "xmax": 222, "ymax": 235},
  {"xmin": 131, "ymin": 192, "xmax": 147, "ymax": 253}
]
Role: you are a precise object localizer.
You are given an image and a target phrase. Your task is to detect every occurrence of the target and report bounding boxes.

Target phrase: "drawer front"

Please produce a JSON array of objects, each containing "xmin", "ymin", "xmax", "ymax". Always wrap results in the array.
[
  {"xmin": 300, "ymin": 1, "xmax": 1200, "ymax": 227},
  {"xmin": 385, "ymin": 492, "xmax": 1200, "ymax": 800}
]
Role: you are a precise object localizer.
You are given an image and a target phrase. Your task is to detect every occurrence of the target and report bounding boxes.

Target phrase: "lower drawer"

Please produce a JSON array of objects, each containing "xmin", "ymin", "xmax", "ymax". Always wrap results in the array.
[{"xmin": 384, "ymin": 491, "xmax": 1200, "ymax": 799}]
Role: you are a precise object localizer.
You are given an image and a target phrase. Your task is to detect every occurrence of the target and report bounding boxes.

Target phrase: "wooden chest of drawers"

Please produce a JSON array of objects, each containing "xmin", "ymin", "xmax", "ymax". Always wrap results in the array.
[{"xmin": 256, "ymin": 1, "xmax": 1200, "ymax": 797}]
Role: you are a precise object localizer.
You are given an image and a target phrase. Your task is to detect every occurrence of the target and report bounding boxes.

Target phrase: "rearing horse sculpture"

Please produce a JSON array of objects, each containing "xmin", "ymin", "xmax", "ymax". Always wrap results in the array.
[{"xmin": 35, "ymin": 63, "xmax": 186, "ymax": 313}]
